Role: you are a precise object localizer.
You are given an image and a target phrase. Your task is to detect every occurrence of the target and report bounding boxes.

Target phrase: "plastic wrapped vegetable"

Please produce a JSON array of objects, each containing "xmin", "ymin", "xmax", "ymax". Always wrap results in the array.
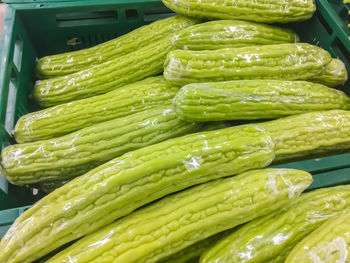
[
  {"xmin": 36, "ymin": 16, "xmax": 199, "ymax": 78},
  {"xmin": 1, "ymin": 107, "xmax": 200, "ymax": 185},
  {"xmin": 172, "ymin": 20, "xmax": 298, "ymax": 50},
  {"xmin": 285, "ymin": 212, "xmax": 350, "ymax": 263},
  {"xmin": 46, "ymin": 169, "xmax": 312, "ymax": 263},
  {"xmin": 174, "ymin": 80, "xmax": 350, "ymax": 122},
  {"xmin": 162, "ymin": 0, "xmax": 316, "ymax": 23},
  {"xmin": 0, "ymin": 125, "xmax": 275, "ymax": 263},
  {"xmin": 164, "ymin": 43, "xmax": 332, "ymax": 86},
  {"xmin": 34, "ymin": 36, "xmax": 174, "ymax": 107},
  {"xmin": 309, "ymin": 58, "xmax": 348, "ymax": 87},
  {"xmin": 200, "ymin": 185, "xmax": 350, "ymax": 263},
  {"xmin": 15, "ymin": 76, "xmax": 179, "ymax": 143},
  {"xmin": 258, "ymin": 109, "xmax": 350, "ymax": 162},
  {"xmin": 159, "ymin": 230, "xmax": 231, "ymax": 263}
]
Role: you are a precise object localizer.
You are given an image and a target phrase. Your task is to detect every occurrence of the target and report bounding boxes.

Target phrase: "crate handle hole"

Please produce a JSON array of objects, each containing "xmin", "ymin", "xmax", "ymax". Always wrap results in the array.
[
  {"xmin": 125, "ymin": 9, "xmax": 138, "ymax": 20},
  {"xmin": 12, "ymin": 37, "xmax": 23, "ymax": 73},
  {"xmin": 56, "ymin": 11, "xmax": 118, "ymax": 27},
  {"xmin": 4, "ymin": 77, "xmax": 18, "ymax": 135}
]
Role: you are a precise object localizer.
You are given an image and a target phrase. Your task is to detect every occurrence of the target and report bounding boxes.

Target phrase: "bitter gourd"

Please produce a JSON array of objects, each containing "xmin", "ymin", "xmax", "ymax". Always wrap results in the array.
[
  {"xmin": 34, "ymin": 36, "xmax": 174, "ymax": 107},
  {"xmin": 0, "ymin": 125, "xmax": 275, "ymax": 263},
  {"xmin": 1, "ymin": 107, "xmax": 199, "ymax": 185},
  {"xmin": 46, "ymin": 168, "xmax": 312, "ymax": 263},
  {"xmin": 15, "ymin": 76, "xmax": 179, "ymax": 143},
  {"xmin": 36, "ymin": 16, "xmax": 199, "ymax": 79},
  {"xmin": 200, "ymin": 185, "xmax": 350, "ymax": 263},
  {"xmin": 162, "ymin": 0, "xmax": 316, "ymax": 23},
  {"xmin": 174, "ymin": 80, "xmax": 350, "ymax": 122},
  {"xmin": 309, "ymin": 58, "xmax": 348, "ymax": 87},
  {"xmin": 158, "ymin": 231, "xmax": 229, "ymax": 263},
  {"xmin": 286, "ymin": 212, "xmax": 350, "ymax": 263},
  {"xmin": 172, "ymin": 20, "xmax": 298, "ymax": 50},
  {"xmin": 258, "ymin": 109, "xmax": 350, "ymax": 162},
  {"xmin": 163, "ymin": 43, "xmax": 332, "ymax": 86}
]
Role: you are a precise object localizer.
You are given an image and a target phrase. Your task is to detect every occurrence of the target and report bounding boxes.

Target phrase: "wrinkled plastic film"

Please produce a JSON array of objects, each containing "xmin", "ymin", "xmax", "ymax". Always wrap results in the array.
[
  {"xmin": 162, "ymin": 0, "xmax": 316, "ymax": 23},
  {"xmin": 172, "ymin": 20, "xmax": 298, "ymax": 51},
  {"xmin": 309, "ymin": 59, "xmax": 348, "ymax": 87},
  {"xmin": 163, "ymin": 43, "xmax": 332, "ymax": 86},
  {"xmin": 14, "ymin": 76, "xmax": 179, "ymax": 143},
  {"xmin": 173, "ymin": 80, "xmax": 350, "ymax": 122},
  {"xmin": 36, "ymin": 16, "xmax": 199, "ymax": 79},
  {"xmin": 45, "ymin": 169, "xmax": 312, "ymax": 263},
  {"xmin": 286, "ymin": 212, "xmax": 350, "ymax": 263},
  {"xmin": 201, "ymin": 185, "xmax": 350, "ymax": 263},
  {"xmin": 0, "ymin": 125, "xmax": 276, "ymax": 263},
  {"xmin": 1, "ymin": 106, "xmax": 201, "ymax": 185}
]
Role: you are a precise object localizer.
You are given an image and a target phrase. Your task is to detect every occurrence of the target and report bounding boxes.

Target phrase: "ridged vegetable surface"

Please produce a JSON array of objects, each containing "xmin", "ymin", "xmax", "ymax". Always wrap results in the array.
[
  {"xmin": 15, "ymin": 76, "xmax": 179, "ymax": 143},
  {"xmin": 258, "ymin": 109, "xmax": 350, "ymax": 162},
  {"xmin": 0, "ymin": 125, "xmax": 275, "ymax": 263},
  {"xmin": 200, "ymin": 185, "xmax": 350, "ymax": 263},
  {"xmin": 1, "ymin": 107, "xmax": 199, "ymax": 185},
  {"xmin": 34, "ymin": 36, "xmax": 174, "ymax": 107},
  {"xmin": 286, "ymin": 212, "xmax": 350, "ymax": 263},
  {"xmin": 47, "ymin": 169, "xmax": 312, "ymax": 263},
  {"xmin": 159, "ymin": 231, "xmax": 231, "ymax": 263},
  {"xmin": 162, "ymin": 0, "xmax": 316, "ymax": 23},
  {"xmin": 36, "ymin": 16, "xmax": 199, "ymax": 78},
  {"xmin": 174, "ymin": 80, "xmax": 350, "ymax": 122},
  {"xmin": 172, "ymin": 20, "xmax": 298, "ymax": 50},
  {"xmin": 163, "ymin": 43, "xmax": 332, "ymax": 86},
  {"xmin": 309, "ymin": 58, "xmax": 348, "ymax": 87}
]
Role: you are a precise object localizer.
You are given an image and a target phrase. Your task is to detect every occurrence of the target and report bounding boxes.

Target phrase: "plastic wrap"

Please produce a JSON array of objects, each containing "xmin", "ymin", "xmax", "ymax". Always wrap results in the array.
[
  {"xmin": 36, "ymin": 16, "xmax": 199, "ymax": 79},
  {"xmin": 14, "ymin": 76, "xmax": 179, "ymax": 143},
  {"xmin": 33, "ymin": 36, "xmax": 174, "ymax": 107},
  {"xmin": 162, "ymin": 0, "xmax": 316, "ymax": 23},
  {"xmin": 258, "ymin": 109, "xmax": 350, "ymax": 163},
  {"xmin": 163, "ymin": 43, "xmax": 332, "ymax": 86},
  {"xmin": 200, "ymin": 185, "xmax": 350, "ymax": 263},
  {"xmin": 172, "ymin": 20, "xmax": 298, "ymax": 50},
  {"xmin": 286, "ymin": 212, "xmax": 350, "ymax": 263},
  {"xmin": 0, "ymin": 125, "xmax": 275, "ymax": 263},
  {"xmin": 45, "ymin": 169, "xmax": 312, "ymax": 263},
  {"xmin": 174, "ymin": 80, "xmax": 350, "ymax": 122},
  {"xmin": 310, "ymin": 58, "xmax": 348, "ymax": 87},
  {"xmin": 1, "ymin": 106, "xmax": 201, "ymax": 185}
]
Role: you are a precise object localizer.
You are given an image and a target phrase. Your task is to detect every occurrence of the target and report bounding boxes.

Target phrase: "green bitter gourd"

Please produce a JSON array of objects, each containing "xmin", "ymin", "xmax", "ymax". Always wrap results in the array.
[
  {"xmin": 200, "ymin": 185, "xmax": 350, "ymax": 263},
  {"xmin": 174, "ymin": 80, "xmax": 350, "ymax": 122},
  {"xmin": 164, "ymin": 43, "xmax": 332, "ymax": 86},
  {"xmin": 46, "ymin": 169, "xmax": 312, "ymax": 263},
  {"xmin": 0, "ymin": 125, "xmax": 275, "ymax": 263}
]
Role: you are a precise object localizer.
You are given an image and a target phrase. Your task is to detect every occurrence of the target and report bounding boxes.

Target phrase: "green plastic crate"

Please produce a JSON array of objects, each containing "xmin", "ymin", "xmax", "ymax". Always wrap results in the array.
[{"xmin": 0, "ymin": 0, "xmax": 350, "ymax": 215}]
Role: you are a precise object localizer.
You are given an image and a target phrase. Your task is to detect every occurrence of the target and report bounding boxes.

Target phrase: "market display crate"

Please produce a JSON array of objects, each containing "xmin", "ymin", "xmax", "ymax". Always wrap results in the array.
[{"xmin": 0, "ymin": 0, "xmax": 349, "ymax": 218}]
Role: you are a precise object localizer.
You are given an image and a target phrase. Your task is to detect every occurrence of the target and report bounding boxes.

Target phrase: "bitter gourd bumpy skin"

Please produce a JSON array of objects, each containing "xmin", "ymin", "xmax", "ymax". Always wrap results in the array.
[
  {"xmin": 172, "ymin": 20, "xmax": 299, "ymax": 50},
  {"xmin": 36, "ymin": 16, "xmax": 199, "ymax": 78},
  {"xmin": 285, "ymin": 212, "xmax": 350, "ymax": 263},
  {"xmin": 34, "ymin": 35, "xmax": 177, "ymax": 107},
  {"xmin": 258, "ymin": 109, "xmax": 350, "ymax": 162},
  {"xmin": 309, "ymin": 58, "xmax": 348, "ymax": 87},
  {"xmin": 0, "ymin": 125, "xmax": 275, "ymax": 263},
  {"xmin": 15, "ymin": 76, "xmax": 179, "ymax": 143},
  {"xmin": 174, "ymin": 80, "xmax": 350, "ymax": 122},
  {"xmin": 1, "ymin": 107, "xmax": 200, "ymax": 185},
  {"xmin": 162, "ymin": 0, "xmax": 316, "ymax": 23},
  {"xmin": 46, "ymin": 169, "xmax": 312, "ymax": 263},
  {"xmin": 201, "ymin": 185, "xmax": 350, "ymax": 263},
  {"xmin": 163, "ymin": 43, "xmax": 332, "ymax": 86}
]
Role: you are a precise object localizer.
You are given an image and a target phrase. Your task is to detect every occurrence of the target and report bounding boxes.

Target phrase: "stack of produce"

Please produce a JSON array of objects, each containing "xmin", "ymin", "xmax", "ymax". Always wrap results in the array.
[{"xmin": 0, "ymin": 0, "xmax": 350, "ymax": 262}]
